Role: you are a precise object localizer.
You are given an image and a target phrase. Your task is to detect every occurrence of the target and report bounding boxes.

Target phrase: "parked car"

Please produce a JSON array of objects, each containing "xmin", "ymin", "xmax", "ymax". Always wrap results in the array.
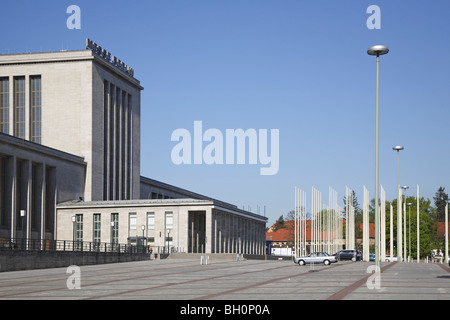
[
  {"xmin": 369, "ymin": 253, "xmax": 375, "ymax": 261},
  {"xmin": 385, "ymin": 255, "xmax": 398, "ymax": 262},
  {"xmin": 294, "ymin": 252, "xmax": 337, "ymax": 266},
  {"xmin": 334, "ymin": 249, "xmax": 362, "ymax": 261}
]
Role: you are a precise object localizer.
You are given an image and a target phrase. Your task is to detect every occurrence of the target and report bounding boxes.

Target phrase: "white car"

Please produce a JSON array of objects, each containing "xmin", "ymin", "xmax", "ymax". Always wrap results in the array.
[
  {"xmin": 385, "ymin": 255, "xmax": 401, "ymax": 262},
  {"xmin": 294, "ymin": 252, "xmax": 337, "ymax": 266}
]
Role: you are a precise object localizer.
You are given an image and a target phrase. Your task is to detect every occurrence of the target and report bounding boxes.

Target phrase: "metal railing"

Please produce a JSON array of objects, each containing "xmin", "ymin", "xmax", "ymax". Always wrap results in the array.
[
  {"xmin": 0, "ymin": 238, "xmax": 150, "ymax": 254},
  {"xmin": 150, "ymin": 246, "xmax": 186, "ymax": 254}
]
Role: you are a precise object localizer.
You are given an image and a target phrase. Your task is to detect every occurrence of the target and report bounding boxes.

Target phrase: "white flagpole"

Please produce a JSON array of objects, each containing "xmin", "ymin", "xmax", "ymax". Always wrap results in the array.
[
  {"xmin": 398, "ymin": 188, "xmax": 403, "ymax": 262},
  {"xmin": 363, "ymin": 186, "xmax": 369, "ymax": 261},
  {"xmin": 390, "ymin": 204, "xmax": 394, "ymax": 262},
  {"xmin": 295, "ymin": 186, "xmax": 297, "ymax": 258},
  {"xmin": 445, "ymin": 203, "xmax": 448, "ymax": 266},
  {"xmin": 381, "ymin": 185, "xmax": 386, "ymax": 261},
  {"xmin": 417, "ymin": 185, "xmax": 420, "ymax": 263}
]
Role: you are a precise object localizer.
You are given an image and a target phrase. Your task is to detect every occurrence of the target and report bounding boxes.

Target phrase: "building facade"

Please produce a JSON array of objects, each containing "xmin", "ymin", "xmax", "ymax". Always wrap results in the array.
[
  {"xmin": 0, "ymin": 133, "xmax": 86, "ymax": 242},
  {"xmin": 56, "ymin": 198, "xmax": 266, "ymax": 254},
  {"xmin": 0, "ymin": 40, "xmax": 267, "ymax": 255},
  {"xmin": 0, "ymin": 48, "xmax": 142, "ymax": 202}
]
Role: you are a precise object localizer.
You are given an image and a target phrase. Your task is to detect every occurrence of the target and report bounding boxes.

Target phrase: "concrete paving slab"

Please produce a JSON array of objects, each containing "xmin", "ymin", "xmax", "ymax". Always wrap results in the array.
[{"xmin": 0, "ymin": 258, "xmax": 448, "ymax": 302}]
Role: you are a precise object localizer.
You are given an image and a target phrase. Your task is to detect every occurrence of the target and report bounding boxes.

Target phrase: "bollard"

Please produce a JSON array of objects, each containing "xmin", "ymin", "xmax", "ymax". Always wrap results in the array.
[{"xmin": 200, "ymin": 255, "xmax": 209, "ymax": 265}]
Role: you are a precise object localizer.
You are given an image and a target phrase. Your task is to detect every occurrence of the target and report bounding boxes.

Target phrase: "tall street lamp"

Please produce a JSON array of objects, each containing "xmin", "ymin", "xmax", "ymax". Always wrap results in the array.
[
  {"xmin": 367, "ymin": 45, "xmax": 389, "ymax": 272},
  {"xmin": 393, "ymin": 145, "xmax": 404, "ymax": 260}
]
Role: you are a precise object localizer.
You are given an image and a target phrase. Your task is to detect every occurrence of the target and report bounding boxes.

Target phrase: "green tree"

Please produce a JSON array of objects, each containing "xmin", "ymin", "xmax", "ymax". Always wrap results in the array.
[
  {"xmin": 272, "ymin": 215, "xmax": 286, "ymax": 232},
  {"xmin": 384, "ymin": 196, "xmax": 437, "ymax": 259},
  {"xmin": 342, "ymin": 190, "xmax": 361, "ymax": 217},
  {"xmin": 433, "ymin": 186, "xmax": 448, "ymax": 222}
]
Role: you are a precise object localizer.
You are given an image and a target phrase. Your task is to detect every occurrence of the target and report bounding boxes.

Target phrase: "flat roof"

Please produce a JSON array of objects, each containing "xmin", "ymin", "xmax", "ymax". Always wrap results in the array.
[
  {"xmin": 0, "ymin": 49, "xmax": 143, "ymax": 90},
  {"xmin": 57, "ymin": 198, "xmax": 268, "ymax": 223},
  {"xmin": 0, "ymin": 132, "xmax": 86, "ymax": 166}
]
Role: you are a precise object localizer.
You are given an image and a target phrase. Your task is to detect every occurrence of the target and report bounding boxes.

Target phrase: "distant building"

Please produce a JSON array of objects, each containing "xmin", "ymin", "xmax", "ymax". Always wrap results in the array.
[{"xmin": 266, "ymin": 220, "xmax": 375, "ymax": 252}]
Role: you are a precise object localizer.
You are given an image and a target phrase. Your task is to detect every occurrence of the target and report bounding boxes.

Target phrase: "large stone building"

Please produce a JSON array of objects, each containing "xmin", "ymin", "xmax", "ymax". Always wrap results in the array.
[
  {"xmin": 0, "ymin": 39, "xmax": 267, "ymax": 254},
  {"xmin": 0, "ymin": 47, "xmax": 142, "ymax": 202}
]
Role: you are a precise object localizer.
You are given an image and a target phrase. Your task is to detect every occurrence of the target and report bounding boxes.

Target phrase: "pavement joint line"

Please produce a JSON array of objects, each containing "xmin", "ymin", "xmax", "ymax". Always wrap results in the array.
[
  {"xmin": 193, "ymin": 263, "xmax": 342, "ymax": 300},
  {"xmin": 0, "ymin": 260, "xmax": 263, "ymax": 299},
  {"xmin": 437, "ymin": 264, "xmax": 450, "ymax": 273},
  {"xmin": 82, "ymin": 262, "xmax": 304, "ymax": 300},
  {"xmin": 327, "ymin": 262, "xmax": 397, "ymax": 300},
  {"xmin": 0, "ymin": 259, "xmax": 202, "ymax": 290},
  {"xmin": 0, "ymin": 259, "xmax": 199, "ymax": 282},
  {"xmin": 2, "ymin": 260, "xmax": 449, "ymax": 300}
]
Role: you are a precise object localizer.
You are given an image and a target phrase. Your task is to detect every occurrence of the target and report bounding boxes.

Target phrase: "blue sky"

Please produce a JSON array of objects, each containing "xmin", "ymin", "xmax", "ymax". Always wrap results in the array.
[{"xmin": 2, "ymin": 1, "xmax": 450, "ymax": 225}]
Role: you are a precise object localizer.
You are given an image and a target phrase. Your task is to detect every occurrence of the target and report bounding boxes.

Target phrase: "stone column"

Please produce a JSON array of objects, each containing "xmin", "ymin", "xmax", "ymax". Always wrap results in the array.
[
  {"xmin": 8, "ymin": 155, "xmax": 16, "ymax": 240},
  {"xmin": 205, "ymin": 207, "xmax": 212, "ymax": 254}
]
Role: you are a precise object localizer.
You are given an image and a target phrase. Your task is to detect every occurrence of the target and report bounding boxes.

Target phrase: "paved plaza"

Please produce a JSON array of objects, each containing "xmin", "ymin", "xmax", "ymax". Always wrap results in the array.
[{"xmin": 0, "ymin": 258, "xmax": 449, "ymax": 301}]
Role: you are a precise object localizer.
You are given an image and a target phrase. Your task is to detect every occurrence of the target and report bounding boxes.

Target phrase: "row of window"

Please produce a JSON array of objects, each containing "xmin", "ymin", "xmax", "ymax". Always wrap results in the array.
[
  {"xmin": 0, "ymin": 76, "xmax": 41, "ymax": 143},
  {"xmin": 73, "ymin": 212, "xmax": 174, "ymax": 244},
  {"xmin": 103, "ymin": 80, "xmax": 132, "ymax": 201}
]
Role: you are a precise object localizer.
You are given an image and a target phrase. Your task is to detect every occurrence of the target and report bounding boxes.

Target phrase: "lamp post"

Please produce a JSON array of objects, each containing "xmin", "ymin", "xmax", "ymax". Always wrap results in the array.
[
  {"xmin": 20, "ymin": 210, "xmax": 26, "ymax": 250},
  {"xmin": 72, "ymin": 215, "xmax": 76, "ymax": 251},
  {"xmin": 402, "ymin": 185, "xmax": 409, "ymax": 261},
  {"xmin": 141, "ymin": 225, "xmax": 145, "ymax": 253},
  {"xmin": 393, "ymin": 145, "xmax": 404, "ymax": 260},
  {"xmin": 110, "ymin": 221, "xmax": 115, "ymax": 251},
  {"xmin": 368, "ymin": 44, "xmax": 389, "ymax": 273}
]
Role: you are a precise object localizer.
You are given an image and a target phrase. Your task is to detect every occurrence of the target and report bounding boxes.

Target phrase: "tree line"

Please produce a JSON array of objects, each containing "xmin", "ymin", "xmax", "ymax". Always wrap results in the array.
[{"xmin": 269, "ymin": 186, "xmax": 449, "ymax": 259}]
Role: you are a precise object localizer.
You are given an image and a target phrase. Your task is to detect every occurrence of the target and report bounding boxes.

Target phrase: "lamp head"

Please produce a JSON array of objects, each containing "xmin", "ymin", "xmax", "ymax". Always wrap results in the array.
[
  {"xmin": 367, "ymin": 45, "xmax": 389, "ymax": 56},
  {"xmin": 393, "ymin": 146, "xmax": 404, "ymax": 151}
]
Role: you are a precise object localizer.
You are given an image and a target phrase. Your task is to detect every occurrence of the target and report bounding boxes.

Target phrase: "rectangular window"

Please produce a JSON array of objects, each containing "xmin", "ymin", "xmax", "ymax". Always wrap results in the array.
[
  {"xmin": 14, "ymin": 77, "xmax": 25, "ymax": 139},
  {"xmin": 30, "ymin": 76, "xmax": 41, "ymax": 144},
  {"xmin": 115, "ymin": 87, "xmax": 121, "ymax": 201},
  {"xmin": 108, "ymin": 84, "xmax": 115, "ymax": 201},
  {"xmin": 75, "ymin": 214, "xmax": 83, "ymax": 244},
  {"xmin": 93, "ymin": 213, "xmax": 101, "ymax": 244},
  {"xmin": 121, "ymin": 91, "xmax": 126, "ymax": 200},
  {"xmin": 129, "ymin": 212, "xmax": 136, "ymax": 230},
  {"xmin": 111, "ymin": 213, "xmax": 119, "ymax": 245},
  {"xmin": 103, "ymin": 80, "xmax": 109, "ymax": 200},
  {"xmin": 147, "ymin": 212, "xmax": 155, "ymax": 230},
  {"xmin": 0, "ymin": 78, "xmax": 9, "ymax": 134},
  {"xmin": 126, "ymin": 94, "xmax": 132, "ymax": 199},
  {"xmin": 165, "ymin": 211, "xmax": 173, "ymax": 230}
]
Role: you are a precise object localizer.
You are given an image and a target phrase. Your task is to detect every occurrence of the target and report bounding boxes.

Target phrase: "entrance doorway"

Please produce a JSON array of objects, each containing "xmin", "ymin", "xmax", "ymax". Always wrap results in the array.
[{"xmin": 188, "ymin": 211, "xmax": 206, "ymax": 253}]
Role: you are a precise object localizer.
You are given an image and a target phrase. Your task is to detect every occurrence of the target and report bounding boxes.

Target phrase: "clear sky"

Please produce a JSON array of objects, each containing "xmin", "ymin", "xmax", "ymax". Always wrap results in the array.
[{"xmin": 2, "ymin": 1, "xmax": 450, "ymax": 225}]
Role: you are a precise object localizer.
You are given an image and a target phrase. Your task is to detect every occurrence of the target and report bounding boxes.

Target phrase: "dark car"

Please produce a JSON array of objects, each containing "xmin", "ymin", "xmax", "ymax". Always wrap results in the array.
[{"xmin": 335, "ymin": 249, "xmax": 362, "ymax": 261}]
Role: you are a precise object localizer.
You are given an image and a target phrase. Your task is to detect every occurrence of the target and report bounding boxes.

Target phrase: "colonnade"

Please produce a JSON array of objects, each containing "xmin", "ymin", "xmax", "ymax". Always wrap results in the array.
[{"xmin": 211, "ymin": 209, "xmax": 265, "ymax": 255}]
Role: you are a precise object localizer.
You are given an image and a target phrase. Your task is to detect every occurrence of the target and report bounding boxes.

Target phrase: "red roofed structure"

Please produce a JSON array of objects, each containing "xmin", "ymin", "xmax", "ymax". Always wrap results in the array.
[{"xmin": 266, "ymin": 220, "xmax": 375, "ymax": 248}]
